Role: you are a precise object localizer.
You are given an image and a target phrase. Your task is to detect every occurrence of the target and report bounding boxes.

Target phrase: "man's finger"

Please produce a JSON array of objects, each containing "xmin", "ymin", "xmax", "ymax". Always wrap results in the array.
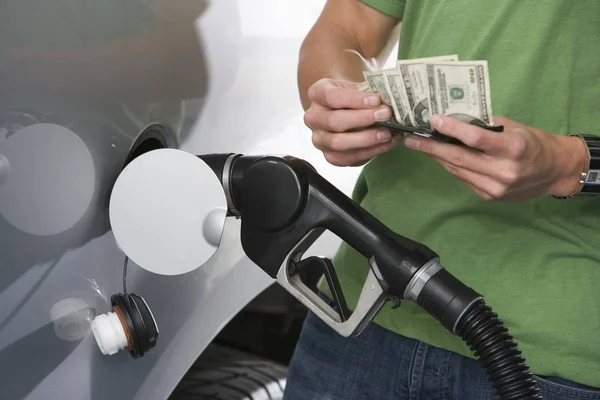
[
  {"xmin": 435, "ymin": 157, "xmax": 492, "ymax": 197},
  {"xmin": 311, "ymin": 106, "xmax": 392, "ymax": 132},
  {"xmin": 405, "ymin": 134, "xmax": 501, "ymax": 177},
  {"xmin": 313, "ymin": 127, "xmax": 395, "ymax": 152},
  {"xmin": 324, "ymin": 137, "xmax": 401, "ymax": 166},
  {"xmin": 429, "ymin": 114, "xmax": 507, "ymax": 153},
  {"xmin": 309, "ymin": 80, "xmax": 382, "ymax": 110},
  {"xmin": 432, "ymin": 155, "xmax": 508, "ymax": 200}
]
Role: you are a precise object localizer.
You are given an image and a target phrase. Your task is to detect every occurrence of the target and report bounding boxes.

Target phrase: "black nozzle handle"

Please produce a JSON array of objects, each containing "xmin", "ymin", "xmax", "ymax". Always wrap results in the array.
[
  {"xmin": 226, "ymin": 155, "xmax": 439, "ymax": 298},
  {"xmin": 299, "ymin": 161, "xmax": 440, "ymax": 297}
]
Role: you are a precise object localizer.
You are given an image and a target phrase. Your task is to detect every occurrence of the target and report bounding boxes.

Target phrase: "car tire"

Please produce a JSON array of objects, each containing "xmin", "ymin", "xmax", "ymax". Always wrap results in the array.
[{"xmin": 170, "ymin": 343, "xmax": 288, "ymax": 400}]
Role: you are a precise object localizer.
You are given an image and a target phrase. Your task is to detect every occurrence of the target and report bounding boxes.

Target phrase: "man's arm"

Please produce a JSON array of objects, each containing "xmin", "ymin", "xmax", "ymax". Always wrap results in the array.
[
  {"xmin": 298, "ymin": 0, "xmax": 401, "ymax": 110},
  {"xmin": 298, "ymin": 0, "xmax": 403, "ymax": 167}
]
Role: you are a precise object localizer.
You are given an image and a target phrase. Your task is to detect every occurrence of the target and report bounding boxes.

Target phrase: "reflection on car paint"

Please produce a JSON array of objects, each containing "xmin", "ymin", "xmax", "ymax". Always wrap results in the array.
[{"xmin": 0, "ymin": 1, "xmax": 373, "ymax": 399}]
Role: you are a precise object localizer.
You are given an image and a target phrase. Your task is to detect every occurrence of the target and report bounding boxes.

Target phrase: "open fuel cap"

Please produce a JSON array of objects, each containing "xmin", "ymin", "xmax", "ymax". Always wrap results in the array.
[{"xmin": 109, "ymin": 148, "xmax": 227, "ymax": 275}]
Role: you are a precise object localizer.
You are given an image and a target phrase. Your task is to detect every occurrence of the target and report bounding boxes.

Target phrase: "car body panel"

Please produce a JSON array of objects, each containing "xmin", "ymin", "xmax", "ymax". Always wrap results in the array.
[{"xmin": 0, "ymin": 1, "xmax": 398, "ymax": 399}]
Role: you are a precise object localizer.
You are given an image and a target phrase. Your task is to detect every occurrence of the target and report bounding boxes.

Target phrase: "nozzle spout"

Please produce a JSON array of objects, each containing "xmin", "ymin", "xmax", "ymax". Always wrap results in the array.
[
  {"xmin": 196, "ymin": 153, "xmax": 271, "ymax": 218},
  {"xmin": 196, "ymin": 153, "xmax": 234, "ymax": 185}
]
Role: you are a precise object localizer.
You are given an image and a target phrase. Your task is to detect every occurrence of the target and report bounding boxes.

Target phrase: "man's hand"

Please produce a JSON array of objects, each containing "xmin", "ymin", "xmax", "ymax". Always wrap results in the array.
[
  {"xmin": 403, "ymin": 114, "xmax": 589, "ymax": 202},
  {"xmin": 304, "ymin": 78, "xmax": 401, "ymax": 166}
]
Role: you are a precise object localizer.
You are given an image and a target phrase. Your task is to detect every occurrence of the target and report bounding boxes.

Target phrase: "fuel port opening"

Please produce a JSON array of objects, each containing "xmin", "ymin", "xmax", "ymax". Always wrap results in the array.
[
  {"xmin": 93, "ymin": 121, "xmax": 176, "ymax": 359},
  {"xmin": 123, "ymin": 121, "xmax": 178, "ymax": 167}
]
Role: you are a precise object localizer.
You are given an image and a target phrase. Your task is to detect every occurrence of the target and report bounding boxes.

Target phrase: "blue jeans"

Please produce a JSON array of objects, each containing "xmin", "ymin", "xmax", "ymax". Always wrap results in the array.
[{"xmin": 283, "ymin": 296, "xmax": 600, "ymax": 400}]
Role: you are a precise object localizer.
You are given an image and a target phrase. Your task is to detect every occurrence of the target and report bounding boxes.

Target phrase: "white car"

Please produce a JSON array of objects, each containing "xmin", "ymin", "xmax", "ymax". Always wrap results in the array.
[{"xmin": 0, "ymin": 1, "xmax": 395, "ymax": 399}]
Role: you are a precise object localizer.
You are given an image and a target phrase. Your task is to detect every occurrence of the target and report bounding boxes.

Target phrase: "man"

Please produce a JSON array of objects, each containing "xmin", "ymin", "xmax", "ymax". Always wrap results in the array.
[{"xmin": 283, "ymin": 0, "xmax": 600, "ymax": 399}]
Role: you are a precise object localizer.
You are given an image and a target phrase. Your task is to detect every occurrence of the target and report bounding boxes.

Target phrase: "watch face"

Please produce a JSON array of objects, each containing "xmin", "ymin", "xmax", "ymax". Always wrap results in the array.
[
  {"xmin": 579, "ymin": 136, "xmax": 600, "ymax": 194},
  {"xmin": 586, "ymin": 170, "xmax": 600, "ymax": 185},
  {"xmin": 583, "ymin": 170, "xmax": 600, "ymax": 194}
]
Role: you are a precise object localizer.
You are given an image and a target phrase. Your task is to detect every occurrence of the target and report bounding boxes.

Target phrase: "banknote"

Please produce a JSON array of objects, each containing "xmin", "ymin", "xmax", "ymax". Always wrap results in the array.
[
  {"xmin": 361, "ymin": 54, "xmax": 494, "ymax": 135},
  {"xmin": 397, "ymin": 55, "xmax": 458, "ymax": 126},
  {"xmin": 425, "ymin": 60, "xmax": 493, "ymax": 126},
  {"xmin": 362, "ymin": 70, "xmax": 393, "ymax": 106},
  {"xmin": 395, "ymin": 55, "xmax": 459, "ymax": 69},
  {"xmin": 382, "ymin": 69, "xmax": 411, "ymax": 125},
  {"xmin": 359, "ymin": 82, "xmax": 371, "ymax": 92}
]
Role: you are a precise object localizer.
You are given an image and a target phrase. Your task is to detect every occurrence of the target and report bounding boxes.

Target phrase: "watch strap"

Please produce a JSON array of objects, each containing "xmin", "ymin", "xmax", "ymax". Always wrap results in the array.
[{"xmin": 552, "ymin": 134, "xmax": 590, "ymax": 199}]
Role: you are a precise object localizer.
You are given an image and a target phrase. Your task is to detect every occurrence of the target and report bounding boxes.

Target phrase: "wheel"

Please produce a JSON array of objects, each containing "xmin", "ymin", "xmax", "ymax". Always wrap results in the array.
[{"xmin": 170, "ymin": 343, "xmax": 288, "ymax": 400}]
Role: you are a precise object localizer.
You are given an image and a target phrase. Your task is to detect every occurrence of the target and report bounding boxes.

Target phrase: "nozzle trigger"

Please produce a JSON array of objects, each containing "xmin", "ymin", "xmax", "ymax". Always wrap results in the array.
[
  {"xmin": 276, "ymin": 229, "xmax": 388, "ymax": 337},
  {"xmin": 291, "ymin": 256, "xmax": 350, "ymax": 322}
]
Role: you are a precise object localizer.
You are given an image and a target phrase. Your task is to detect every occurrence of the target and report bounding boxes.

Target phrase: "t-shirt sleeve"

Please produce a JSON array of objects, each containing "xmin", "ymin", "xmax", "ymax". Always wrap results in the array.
[{"xmin": 359, "ymin": 0, "xmax": 406, "ymax": 19}]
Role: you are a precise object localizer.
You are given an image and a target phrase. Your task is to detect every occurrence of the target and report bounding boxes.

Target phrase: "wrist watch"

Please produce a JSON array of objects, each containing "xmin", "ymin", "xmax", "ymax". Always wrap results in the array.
[{"xmin": 554, "ymin": 134, "xmax": 600, "ymax": 198}]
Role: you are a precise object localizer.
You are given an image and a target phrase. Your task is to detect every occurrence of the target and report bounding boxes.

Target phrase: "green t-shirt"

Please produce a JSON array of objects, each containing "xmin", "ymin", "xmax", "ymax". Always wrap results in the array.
[{"xmin": 324, "ymin": 0, "xmax": 600, "ymax": 388}]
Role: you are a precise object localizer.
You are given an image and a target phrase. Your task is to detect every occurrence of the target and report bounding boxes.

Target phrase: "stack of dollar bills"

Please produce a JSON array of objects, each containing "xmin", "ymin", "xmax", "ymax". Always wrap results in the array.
[{"xmin": 363, "ymin": 55, "xmax": 494, "ymax": 132}]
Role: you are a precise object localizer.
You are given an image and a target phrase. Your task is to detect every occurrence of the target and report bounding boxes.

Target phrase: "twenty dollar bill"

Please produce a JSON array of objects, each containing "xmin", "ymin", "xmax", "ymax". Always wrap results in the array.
[
  {"xmin": 382, "ymin": 70, "xmax": 412, "ymax": 125},
  {"xmin": 362, "ymin": 70, "xmax": 393, "ymax": 106},
  {"xmin": 361, "ymin": 54, "xmax": 495, "ymax": 132},
  {"xmin": 426, "ymin": 60, "xmax": 493, "ymax": 126},
  {"xmin": 397, "ymin": 55, "xmax": 458, "ymax": 126}
]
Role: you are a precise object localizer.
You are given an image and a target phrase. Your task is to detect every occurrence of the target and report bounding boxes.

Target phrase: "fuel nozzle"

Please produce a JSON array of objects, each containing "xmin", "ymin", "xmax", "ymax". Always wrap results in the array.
[
  {"xmin": 196, "ymin": 152, "xmax": 481, "ymax": 334},
  {"xmin": 194, "ymin": 152, "xmax": 541, "ymax": 399}
]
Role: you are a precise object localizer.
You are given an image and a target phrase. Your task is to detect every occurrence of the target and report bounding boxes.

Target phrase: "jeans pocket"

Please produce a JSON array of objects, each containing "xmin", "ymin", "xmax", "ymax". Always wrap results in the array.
[{"xmin": 536, "ymin": 375, "xmax": 600, "ymax": 399}]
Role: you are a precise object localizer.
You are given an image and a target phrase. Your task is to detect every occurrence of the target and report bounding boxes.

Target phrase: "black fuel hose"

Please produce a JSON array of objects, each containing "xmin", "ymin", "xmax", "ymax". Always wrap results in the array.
[
  {"xmin": 456, "ymin": 300, "xmax": 542, "ymax": 399},
  {"xmin": 414, "ymin": 266, "xmax": 542, "ymax": 399}
]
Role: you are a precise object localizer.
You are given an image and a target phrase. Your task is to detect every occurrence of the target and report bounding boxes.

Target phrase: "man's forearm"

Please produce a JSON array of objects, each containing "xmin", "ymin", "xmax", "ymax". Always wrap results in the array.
[
  {"xmin": 297, "ymin": 24, "xmax": 367, "ymax": 110},
  {"xmin": 297, "ymin": 1, "xmax": 402, "ymax": 110}
]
